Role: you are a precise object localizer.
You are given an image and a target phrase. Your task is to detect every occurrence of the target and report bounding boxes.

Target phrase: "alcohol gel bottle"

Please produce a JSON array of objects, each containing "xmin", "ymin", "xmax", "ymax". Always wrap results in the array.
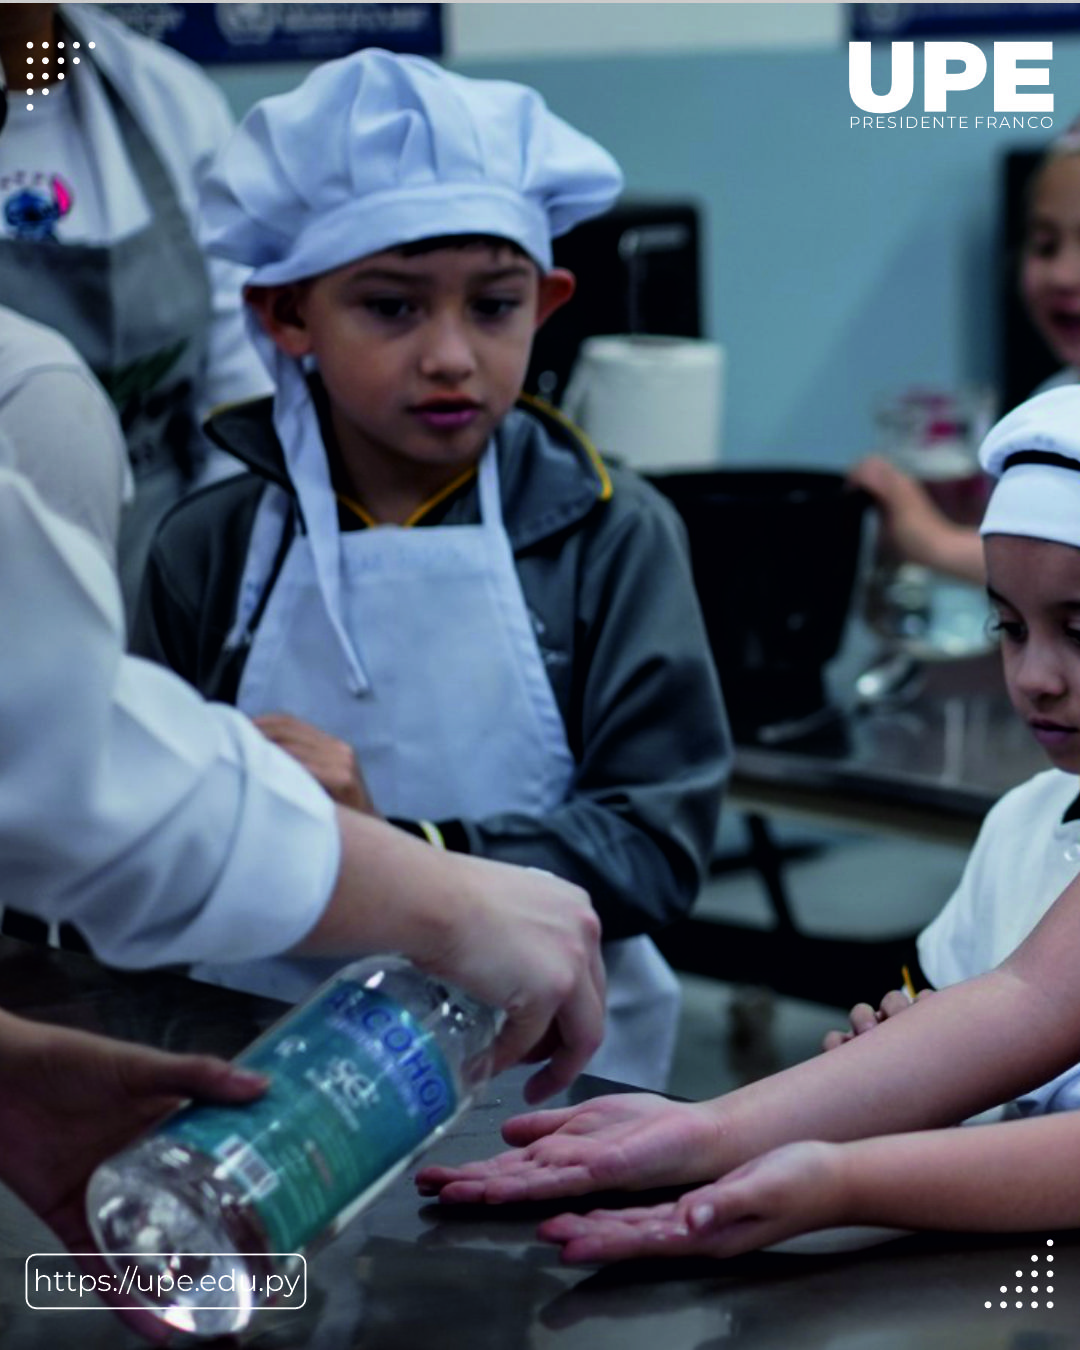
[{"xmin": 86, "ymin": 955, "xmax": 498, "ymax": 1338}]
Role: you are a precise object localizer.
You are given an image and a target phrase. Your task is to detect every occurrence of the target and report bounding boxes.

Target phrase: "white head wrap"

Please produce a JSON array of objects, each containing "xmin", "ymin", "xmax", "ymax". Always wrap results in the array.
[
  {"xmin": 200, "ymin": 49, "xmax": 622, "ymax": 692},
  {"xmin": 979, "ymin": 385, "xmax": 1080, "ymax": 550}
]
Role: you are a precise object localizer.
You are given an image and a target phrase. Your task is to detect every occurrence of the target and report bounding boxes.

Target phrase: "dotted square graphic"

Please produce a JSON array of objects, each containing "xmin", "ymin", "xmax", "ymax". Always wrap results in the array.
[
  {"xmin": 22, "ymin": 38, "xmax": 94, "ymax": 111},
  {"xmin": 985, "ymin": 1239, "xmax": 1055, "ymax": 1311}
]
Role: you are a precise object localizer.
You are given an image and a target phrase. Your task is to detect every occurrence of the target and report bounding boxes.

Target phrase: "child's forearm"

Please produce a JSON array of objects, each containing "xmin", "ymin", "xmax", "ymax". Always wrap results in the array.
[
  {"xmin": 698, "ymin": 963, "xmax": 1080, "ymax": 1178},
  {"xmin": 838, "ymin": 1113, "xmax": 1080, "ymax": 1232}
]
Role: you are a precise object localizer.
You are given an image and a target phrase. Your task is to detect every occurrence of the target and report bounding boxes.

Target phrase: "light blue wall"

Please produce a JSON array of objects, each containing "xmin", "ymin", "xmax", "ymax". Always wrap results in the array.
[{"xmin": 209, "ymin": 39, "xmax": 1080, "ymax": 469}]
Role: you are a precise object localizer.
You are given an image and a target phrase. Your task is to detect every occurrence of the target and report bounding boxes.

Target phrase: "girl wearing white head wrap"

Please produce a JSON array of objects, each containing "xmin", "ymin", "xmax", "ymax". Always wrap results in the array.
[{"xmin": 823, "ymin": 385, "xmax": 1080, "ymax": 1112}]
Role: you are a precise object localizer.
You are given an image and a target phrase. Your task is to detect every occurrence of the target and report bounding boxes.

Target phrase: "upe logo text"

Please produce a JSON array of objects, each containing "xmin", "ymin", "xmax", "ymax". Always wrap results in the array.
[{"xmin": 849, "ymin": 42, "xmax": 1052, "ymax": 114}]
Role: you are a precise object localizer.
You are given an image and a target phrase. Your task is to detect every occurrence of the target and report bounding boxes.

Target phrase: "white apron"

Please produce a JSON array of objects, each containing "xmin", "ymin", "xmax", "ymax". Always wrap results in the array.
[{"xmin": 196, "ymin": 448, "xmax": 680, "ymax": 1089}]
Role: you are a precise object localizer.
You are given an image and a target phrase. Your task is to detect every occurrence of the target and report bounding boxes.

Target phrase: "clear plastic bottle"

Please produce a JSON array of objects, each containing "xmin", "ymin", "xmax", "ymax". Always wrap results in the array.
[
  {"xmin": 86, "ymin": 955, "xmax": 498, "ymax": 1338},
  {"xmin": 866, "ymin": 389, "xmax": 994, "ymax": 657}
]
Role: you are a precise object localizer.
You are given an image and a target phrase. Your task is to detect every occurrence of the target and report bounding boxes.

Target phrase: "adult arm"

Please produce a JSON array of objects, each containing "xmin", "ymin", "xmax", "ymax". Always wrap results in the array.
[
  {"xmin": 302, "ymin": 808, "xmax": 604, "ymax": 1099},
  {"xmin": 0, "ymin": 463, "xmax": 339, "ymax": 968},
  {"xmin": 0, "ymin": 1007, "xmax": 267, "ymax": 1339},
  {"xmin": 1, "ymin": 466, "xmax": 604, "ymax": 1096}
]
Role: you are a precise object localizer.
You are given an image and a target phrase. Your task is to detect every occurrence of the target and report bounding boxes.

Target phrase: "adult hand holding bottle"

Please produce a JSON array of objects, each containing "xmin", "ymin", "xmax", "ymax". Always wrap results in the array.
[
  {"xmin": 0, "ymin": 1008, "xmax": 268, "ymax": 1340},
  {"xmin": 300, "ymin": 810, "xmax": 605, "ymax": 1105}
]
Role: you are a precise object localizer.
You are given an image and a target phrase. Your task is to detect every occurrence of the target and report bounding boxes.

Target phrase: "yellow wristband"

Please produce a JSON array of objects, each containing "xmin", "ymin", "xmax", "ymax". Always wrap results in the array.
[{"xmin": 417, "ymin": 820, "xmax": 446, "ymax": 850}]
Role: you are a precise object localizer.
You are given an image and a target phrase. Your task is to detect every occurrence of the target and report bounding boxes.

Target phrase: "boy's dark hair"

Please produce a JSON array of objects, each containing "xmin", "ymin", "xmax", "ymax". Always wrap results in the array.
[{"xmin": 396, "ymin": 234, "xmax": 534, "ymax": 262}]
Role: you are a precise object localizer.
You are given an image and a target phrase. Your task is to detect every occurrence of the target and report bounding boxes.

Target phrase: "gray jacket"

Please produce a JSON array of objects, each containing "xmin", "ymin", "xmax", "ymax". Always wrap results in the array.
[{"xmin": 132, "ymin": 395, "xmax": 731, "ymax": 940}]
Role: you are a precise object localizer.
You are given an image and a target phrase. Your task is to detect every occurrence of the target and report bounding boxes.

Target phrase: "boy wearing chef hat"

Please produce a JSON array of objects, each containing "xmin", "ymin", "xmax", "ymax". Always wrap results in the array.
[
  {"xmin": 132, "ymin": 49, "xmax": 730, "ymax": 1091},
  {"xmin": 828, "ymin": 384, "xmax": 1080, "ymax": 1115}
]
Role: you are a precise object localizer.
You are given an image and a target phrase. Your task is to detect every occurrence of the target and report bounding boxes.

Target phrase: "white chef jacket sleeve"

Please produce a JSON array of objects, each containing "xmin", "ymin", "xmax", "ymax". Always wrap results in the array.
[
  {"xmin": 0, "ymin": 313, "xmax": 133, "ymax": 559},
  {"xmin": 916, "ymin": 863, "xmax": 980, "ymax": 990},
  {"xmin": 916, "ymin": 824, "xmax": 990, "ymax": 989},
  {"xmin": 0, "ymin": 462, "xmax": 339, "ymax": 968}
]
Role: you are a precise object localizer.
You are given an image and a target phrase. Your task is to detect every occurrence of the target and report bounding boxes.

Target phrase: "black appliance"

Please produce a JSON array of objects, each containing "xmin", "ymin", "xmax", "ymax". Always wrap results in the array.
[
  {"xmin": 525, "ymin": 199, "xmax": 702, "ymax": 405},
  {"xmin": 647, "ymin": 469, "xmax": 871, "ymax": 744}
]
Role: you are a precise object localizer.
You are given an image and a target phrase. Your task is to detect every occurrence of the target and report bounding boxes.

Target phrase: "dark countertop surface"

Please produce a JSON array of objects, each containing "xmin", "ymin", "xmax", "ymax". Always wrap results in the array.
[
  {"xmin": 731, "ymin": 645, "xmax": 1048, "ymax": 838},
  {"xmin": 1, "ymin": 937, "xmax": 1079, "ymax": 1349}
]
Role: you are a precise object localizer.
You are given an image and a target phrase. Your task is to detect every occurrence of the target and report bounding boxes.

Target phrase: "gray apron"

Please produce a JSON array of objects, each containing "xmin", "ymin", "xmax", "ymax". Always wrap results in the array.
[{"xmin": 0, "ymin": 21, "xmax": 212, "ymax": 616}]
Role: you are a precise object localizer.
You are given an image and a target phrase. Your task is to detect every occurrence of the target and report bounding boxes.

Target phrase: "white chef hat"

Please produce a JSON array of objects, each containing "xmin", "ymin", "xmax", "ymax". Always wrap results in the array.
[
  {"xmin": 199, "ymin": 47, "xmax": 623, "ymax": 283},
  {"xmin": 980, "ymin": 385, "xmax": 1080, "ymax": 549}
]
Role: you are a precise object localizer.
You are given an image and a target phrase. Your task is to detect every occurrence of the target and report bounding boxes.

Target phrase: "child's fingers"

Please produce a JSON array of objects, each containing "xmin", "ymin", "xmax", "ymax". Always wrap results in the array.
[
  {"xmin": 879, "ymin": 988, "xmax": 912, "ymax": 1018},
  {"xmin": 501, "ymin": 1105, "xmax": 582, "ymax": 1145},
  {"xmin": 821, "ymin": 1028, "xmax": 854, "ymax": 1052},
  {"xmin": 848, "ymin": 1002, "xmax": 879, "ymax": 1036}
]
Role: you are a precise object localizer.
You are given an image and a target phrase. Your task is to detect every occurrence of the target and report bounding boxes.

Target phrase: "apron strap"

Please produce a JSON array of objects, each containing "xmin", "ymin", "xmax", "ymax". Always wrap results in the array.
[
  {"xmin": 476, "ymin": 441, "xmax": 502, "ymax": 527},
  {"xmin": 211, "ymin": 492, "xmax": 297, "ymax": 701},
  {"xmin": 224, "ymin": 485, "xmax": 297, "ymax": 652}
]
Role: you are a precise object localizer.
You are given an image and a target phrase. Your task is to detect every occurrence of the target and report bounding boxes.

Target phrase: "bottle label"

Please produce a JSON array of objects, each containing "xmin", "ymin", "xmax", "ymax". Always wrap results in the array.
[{"xmin": 158, "ymin": 980, "xmax": 459, "ymax": 1252}]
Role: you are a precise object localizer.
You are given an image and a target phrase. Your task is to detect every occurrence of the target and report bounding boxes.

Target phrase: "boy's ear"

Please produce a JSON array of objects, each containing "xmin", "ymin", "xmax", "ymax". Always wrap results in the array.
[
  {"xmin": 244, "ymin": 284, "xmax": 313, "ymax": 358},
  {"xmin": 534, "ymin": 268, "xmax": 576, "ymax": 330}
]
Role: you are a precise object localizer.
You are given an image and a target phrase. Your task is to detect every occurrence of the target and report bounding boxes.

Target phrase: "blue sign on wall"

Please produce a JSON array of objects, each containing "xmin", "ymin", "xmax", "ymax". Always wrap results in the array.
[
  {"xmin": 851, "ymin": 3, "xmax": 1080, "ymax": 40},
  {"xmin": 102, "ymin": 4, "xmax": 443, "ymax": 64}
]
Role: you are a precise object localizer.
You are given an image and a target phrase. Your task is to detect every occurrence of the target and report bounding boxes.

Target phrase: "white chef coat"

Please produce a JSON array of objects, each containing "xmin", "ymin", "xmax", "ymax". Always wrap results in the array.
[
  {"xmin": 0, "ymin": 452, "xmax": 339, "ymax": 969},
  {"xmin": 919, "ymin": 767, "xmax": 1080, "ymax": 1114},
  {"xmin": 0, "ymin": 306, "xmax": 131, "ymax": 558}
]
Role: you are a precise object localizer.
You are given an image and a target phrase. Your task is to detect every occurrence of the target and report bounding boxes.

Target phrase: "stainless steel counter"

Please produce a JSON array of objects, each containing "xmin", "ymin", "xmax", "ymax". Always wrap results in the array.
[
  {"xmin": 658, "ymin": 645, "xmax": 1050, "ymax": 1008},
  {"xmin": 0, "ymin": 937, "xmax": 1077, "ymax": 1349},
  {"xmin": 732, "ymin": 649, "xmax": 1046, "ymax": 847}
]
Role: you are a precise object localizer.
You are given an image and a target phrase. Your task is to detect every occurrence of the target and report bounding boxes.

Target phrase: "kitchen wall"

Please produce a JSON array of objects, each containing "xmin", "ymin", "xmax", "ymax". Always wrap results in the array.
[{"xmin": 210, "ymin": 4, "xmax": 1079, "ymax": 467}]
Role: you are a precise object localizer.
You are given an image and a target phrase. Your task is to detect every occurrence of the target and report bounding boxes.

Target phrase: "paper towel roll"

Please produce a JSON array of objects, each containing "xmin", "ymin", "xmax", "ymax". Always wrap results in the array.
[{"xmin": 561, "ymin": 335, "xmax": 725, "ymax": 472}]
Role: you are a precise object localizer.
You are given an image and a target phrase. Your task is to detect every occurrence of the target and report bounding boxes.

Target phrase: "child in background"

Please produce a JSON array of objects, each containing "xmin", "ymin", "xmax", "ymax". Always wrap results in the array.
[
  {"xmin": 1019, "ymin": 119, "xmax": 1080, "ymax": 394},
  {"xmin": 851, "ymin": 122, "xmax": 1080, "ymax": 586},
  {"xmin": 132, "ymin": 50, "xmax": 730, "ymax": 1091},
  {"xmin": 416, "ymin": 392, "xmax": 1080, "ymax": 1254}
]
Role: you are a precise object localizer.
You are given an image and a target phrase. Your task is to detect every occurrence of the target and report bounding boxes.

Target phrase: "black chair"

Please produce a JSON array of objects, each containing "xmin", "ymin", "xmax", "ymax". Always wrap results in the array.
[{"xmin": 646, "ymin": 468, "xmax": 922, "ymax": 1010}]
